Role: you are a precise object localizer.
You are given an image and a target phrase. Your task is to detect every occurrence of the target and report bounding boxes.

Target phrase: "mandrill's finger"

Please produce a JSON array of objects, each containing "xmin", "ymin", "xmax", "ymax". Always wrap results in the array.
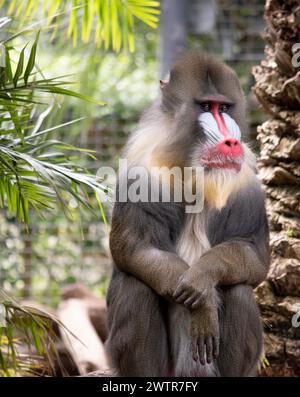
[
  {"xmin": 197, "ymin": 336, "xmax": 205, "ymax": 366},
  {"xmin": 191, "ymin": 297, "xmax": 203, "ymax": 309},
  {"xmin": 192, "ymin": 340, "xmax": 198, "ymax": 362},
  {"xmin": 183, "ymin": 294, "xmax": 198, "ymax": 307},
  {"xmin": 205, "ymin": 337, "xmax": 213, "ymax": 364},
  {"xmin": 174, "ymin": 290, "xmax": 190, "ymax": 303},
  {"xmin": 213, "ymin": 336, "xmax": 220, "ymax": 359},
  {"xmin": 173, "ymin": 284, "xmax": 186, "ymax": 299}
]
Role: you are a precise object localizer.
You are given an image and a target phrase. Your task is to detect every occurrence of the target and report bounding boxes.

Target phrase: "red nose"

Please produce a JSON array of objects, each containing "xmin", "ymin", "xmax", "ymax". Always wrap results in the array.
[{"xmin": 218, "ymin": 138, "xmax": 243, "ymax": 157}]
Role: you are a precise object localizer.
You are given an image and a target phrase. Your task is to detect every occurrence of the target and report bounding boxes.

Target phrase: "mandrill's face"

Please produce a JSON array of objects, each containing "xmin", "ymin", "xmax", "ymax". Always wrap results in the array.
[
  {"xmin": 160, "ymin": 53, "xmax": 248, "ymax": 173},
  {"xmin": 196, "ymin": 96, "xmax": 244, "ymax": 172}
]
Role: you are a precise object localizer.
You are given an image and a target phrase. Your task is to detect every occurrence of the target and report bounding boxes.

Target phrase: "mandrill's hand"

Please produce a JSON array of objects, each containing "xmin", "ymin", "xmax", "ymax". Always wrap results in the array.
[
  {"xmin": 190, "ymin": 300, "xmax": 220, "ymax": 365},
  {"xmin": 173, "ymin": 268, "xmax": 216, "ymax": 309}
]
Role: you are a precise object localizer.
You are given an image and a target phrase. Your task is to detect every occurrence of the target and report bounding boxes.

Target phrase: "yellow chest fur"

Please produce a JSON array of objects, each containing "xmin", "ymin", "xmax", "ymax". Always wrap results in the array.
[{"xmin": 203, "ymin": 163, "xmax": 256, "ymax": 210}]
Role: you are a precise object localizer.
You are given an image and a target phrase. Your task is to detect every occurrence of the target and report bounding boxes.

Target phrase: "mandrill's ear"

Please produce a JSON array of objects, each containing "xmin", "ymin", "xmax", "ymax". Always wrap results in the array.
[{"xmin": 159, "ymin": 79, "xmax": 168, "ymax": 90}]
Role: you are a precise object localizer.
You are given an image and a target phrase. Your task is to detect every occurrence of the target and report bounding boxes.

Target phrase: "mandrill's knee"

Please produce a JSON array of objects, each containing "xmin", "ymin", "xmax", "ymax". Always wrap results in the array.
[
  {"xmin": 105, "ymin": 327, "xmax": 135, "ymax": 375},
  {"xmin": 222, "ymin": 284, "xmax": 259, "ymax": 316},
  {"xmin": 224, "ymin": 284, "xmax": 254, "ymax": 303},
  {"xmin": 218, "ymin": 284, "xmax": 263, "ymax": 376},
  {"xmin": 222, "ymin": 284, "xmax": 262, "ymax": 331}
]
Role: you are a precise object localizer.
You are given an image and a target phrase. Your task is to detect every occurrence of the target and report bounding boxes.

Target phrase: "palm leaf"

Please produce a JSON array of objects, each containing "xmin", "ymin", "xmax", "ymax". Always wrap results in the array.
[
  {"xmin": 0, "ymin": 28, "xmax": 109, "ymax": 223},
  {"xmin": 0, "ymin": 289, "xmax": 70, "ymax": 376},
  {"xmin": 6, "ymin": 0, "xmax": 161, "ymax": 51}
]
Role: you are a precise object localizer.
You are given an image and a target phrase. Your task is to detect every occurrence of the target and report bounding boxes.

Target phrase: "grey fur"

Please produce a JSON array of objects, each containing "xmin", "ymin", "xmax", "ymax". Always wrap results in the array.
[{"xmin": 106, "ymin": 52, "xmax": 269, "ymax": 377}]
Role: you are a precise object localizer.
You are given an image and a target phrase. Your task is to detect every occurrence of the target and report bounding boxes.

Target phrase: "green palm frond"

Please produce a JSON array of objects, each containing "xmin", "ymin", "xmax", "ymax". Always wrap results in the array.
[
  {"xmin": 0, "ymin": 28, "xmax": 110, "ymax": 223},
  {"xmin": 6, "ymin": 0, "xmax": 161, "ymax": 51},
  {"xmin": 0, "ymin": 290, "xmax": 65, "ymax": 376}
]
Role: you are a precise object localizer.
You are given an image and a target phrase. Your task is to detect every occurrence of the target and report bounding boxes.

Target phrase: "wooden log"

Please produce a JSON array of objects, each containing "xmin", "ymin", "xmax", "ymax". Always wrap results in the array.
[
  {"xmin": 61, "ymin": 283, "xmax": 108, "ymax": 342},
  {"xmin": 57, "ymin": 298, "xmax": 109, "ymax": 375}
]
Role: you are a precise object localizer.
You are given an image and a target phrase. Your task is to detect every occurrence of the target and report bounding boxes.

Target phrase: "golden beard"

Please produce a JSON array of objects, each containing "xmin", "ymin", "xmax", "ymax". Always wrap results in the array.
[{"xmin": 203, "ymin": 161, "xmax": 256, "ymax": 210}]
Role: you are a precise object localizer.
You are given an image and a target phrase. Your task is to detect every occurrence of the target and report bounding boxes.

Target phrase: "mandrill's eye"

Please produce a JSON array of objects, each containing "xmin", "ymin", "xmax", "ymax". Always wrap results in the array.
[
  {"xmin": 219, "ymin": 103, "xmax": 230, "ymax": 113},
  {"xmin": 200, "ymin": 102, "xmax": 211, "ymax": 112}
]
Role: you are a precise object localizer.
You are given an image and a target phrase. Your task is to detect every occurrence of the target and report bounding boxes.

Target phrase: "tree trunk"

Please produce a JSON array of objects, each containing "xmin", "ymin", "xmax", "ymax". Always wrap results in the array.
[
  {"xmin": 57, "ymin": 298, "xmax": 109, "ymax": 375},
  {"xmin": 253, "ymin": 0, "xmax": 300, "ymax": 376},
  {"xmin": 159, "ymin": 0, "xmax": 189, "ymax": 78}
]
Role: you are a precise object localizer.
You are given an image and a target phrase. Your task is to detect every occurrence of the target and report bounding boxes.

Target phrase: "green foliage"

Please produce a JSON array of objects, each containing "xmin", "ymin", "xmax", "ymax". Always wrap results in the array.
[
  {"xmin": 0, "ymin": 290, "xmax": 62, "ymax": 376},
  {"xmin": 0, "ymin": 0, "xmax": 160, "ymax": 378},
  {"xmin": 0, "ymin": 0, "xmax": 159, "ymax": 303},
  {"xmin": 0, "ymin": 25, "xmax": 109, "ymax": 223},
  {"xmin": 0, "ymin": 206, "xmax": 110, "ymax": 303},
  {"xmin": 52, "ymin": 49, "xmax": 158, "ymax": 145},
  {"xmin": 6, "ymin": 0, "xmax": 160, "ymax": 51}
]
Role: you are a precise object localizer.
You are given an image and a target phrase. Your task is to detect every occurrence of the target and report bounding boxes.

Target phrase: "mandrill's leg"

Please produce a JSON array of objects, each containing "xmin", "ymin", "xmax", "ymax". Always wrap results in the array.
[
  {"xmin": 106, "ymin": 267, "xmax": 170, "ymax": 376},
  {"xmin": 216, "ymin": 284, "xmax": 263, "ymax": 377},
  {"xmin": 168, "ymin": 302, "xmax": 219, "ymax": 377}
]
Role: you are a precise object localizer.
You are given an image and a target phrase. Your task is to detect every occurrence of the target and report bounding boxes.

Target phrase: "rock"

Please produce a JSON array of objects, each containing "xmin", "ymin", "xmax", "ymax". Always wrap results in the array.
[
  {"xmin": 285, "ymin": 338, "xmax": 300, "ymax": 360},
  {"xmin": 263, "ymin": 332, "xmax": 285, "ymax": 359},
  {"xmin": 255, "ymin": 281, "xmax": 277, "ymax": 309},
  {"xmin": 260, "ymin": 166, "xmax": 299, "ymax": 185},
  {"xmin": 266, "ymin": 186, "xmax": 300, "ymax": 214},
  {"xmin": 270, "ymin": 231, "xmax": 300, "ymax": 258},
  {"xmin": 268, "ymin": 211, "xmax": 300, "ymax": 238},
  {"xmin": 256, "ymin": 282, "xmax": 300, "ymax": 338},
  {"xmin": 268, "ymin": 258, "xmax": 300, "ymax": 296},
  {"xmin": 277, "ymin": 296, "xmax": 300, "ymax": 317}
]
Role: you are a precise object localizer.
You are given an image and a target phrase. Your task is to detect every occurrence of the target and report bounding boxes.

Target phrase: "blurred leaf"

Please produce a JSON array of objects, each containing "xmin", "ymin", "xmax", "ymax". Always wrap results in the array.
[
  {"xmin": 95, "ymin": 191, "xmax": 108, "ymax": 226},
  {"xmin": 5, "ymin": 48, "xmax": 13, "ymax": 82},
  {"xmin": 0, "ymin": 25, "xmax": 107, "ymax": 223},
  {"xmin": 24, "ymin": 31, "xmax": 40, "ymax": 85},
  {"xmin": 13, "ymin": 43, "xmax": 28, "ymax": 87},
  {"xmin": 8, "ymin": 0, "xmax": 160, "ymax": 51},
  {"xmin": 37, "ymin": 86, "xmax": 106, "ymax": 106},
  {"xmin": 0, "ymin": 290, "xmax": 67, "ymax": 376}
]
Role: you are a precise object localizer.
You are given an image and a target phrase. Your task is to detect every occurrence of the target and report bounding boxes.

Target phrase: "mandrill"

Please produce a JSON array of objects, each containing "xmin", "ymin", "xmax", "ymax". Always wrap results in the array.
[{"xmin": 106, "ymin": 52, "xmax": 269, "ymax": 377}]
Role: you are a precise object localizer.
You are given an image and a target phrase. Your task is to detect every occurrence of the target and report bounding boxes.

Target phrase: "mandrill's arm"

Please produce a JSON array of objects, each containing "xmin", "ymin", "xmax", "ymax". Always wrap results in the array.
[
  {"xmin": 110, "ymin": 198, "xmax": 189, "ymax": 300},
  {"xmin": 174, "ymin": 238, "xmax": 269, "ymax": 308},
  {"xmin": 114, "ymin": 245, "xmax": 189, "ymax": 300},
  {"xmin": 174, "ymin": 183, "xmax": 270, "ymax": 309}
]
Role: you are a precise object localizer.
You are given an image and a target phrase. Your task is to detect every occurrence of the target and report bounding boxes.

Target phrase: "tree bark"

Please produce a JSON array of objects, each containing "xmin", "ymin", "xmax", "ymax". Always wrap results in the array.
[
  {"xmin": 253, "ymin": 0, "xmax": 300, "ymax": 377},
  {"xmin": 159, "ymin": 0, "xmax": 189, "ymax": 78}
]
